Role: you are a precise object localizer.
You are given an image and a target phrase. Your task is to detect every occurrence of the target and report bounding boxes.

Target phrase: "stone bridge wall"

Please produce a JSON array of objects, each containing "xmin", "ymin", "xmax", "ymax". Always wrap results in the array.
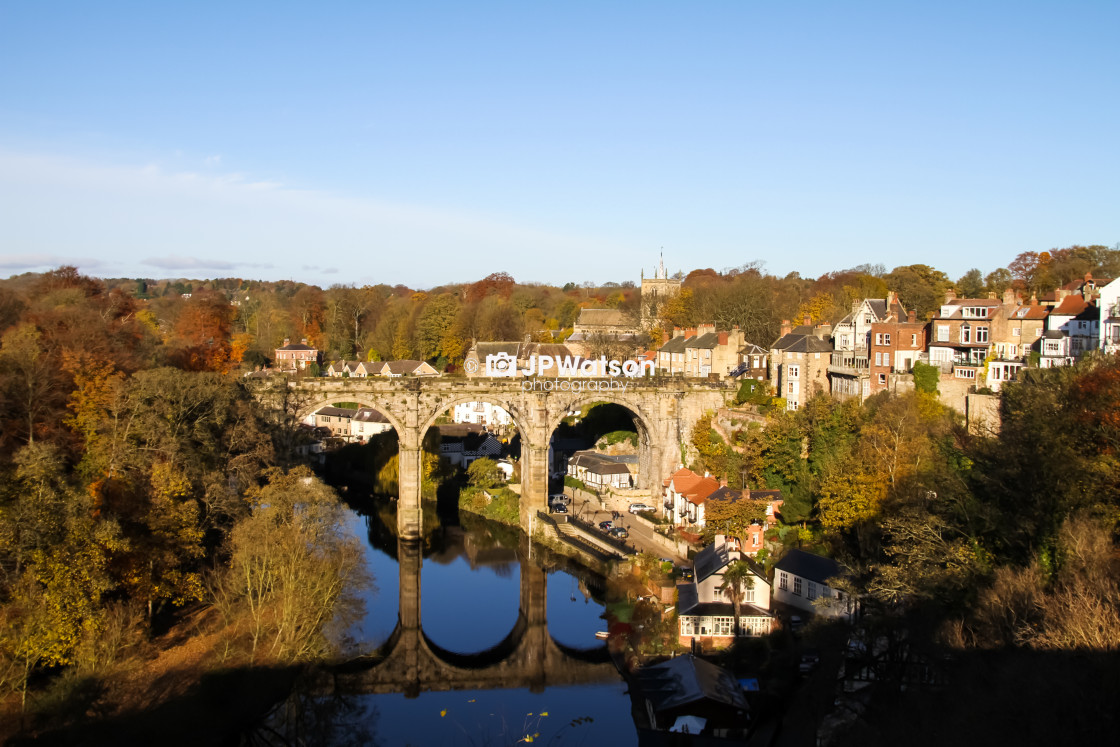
[{"xmin": 272, "ymin": 377, "xmax": 730, "ymax": 538}]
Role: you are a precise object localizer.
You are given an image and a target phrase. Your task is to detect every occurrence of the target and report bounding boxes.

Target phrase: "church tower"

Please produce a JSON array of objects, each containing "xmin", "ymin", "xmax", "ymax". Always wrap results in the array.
[{"xmin": 640, "ymin": 251, "xmax": 682, "ymax": 329}]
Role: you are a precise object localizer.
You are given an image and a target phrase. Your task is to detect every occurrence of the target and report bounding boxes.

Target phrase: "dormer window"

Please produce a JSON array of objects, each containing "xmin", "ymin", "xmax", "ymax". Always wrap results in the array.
[{"xmin": 962, "ymin": 306, "xmax": 989, "ymax": 318}]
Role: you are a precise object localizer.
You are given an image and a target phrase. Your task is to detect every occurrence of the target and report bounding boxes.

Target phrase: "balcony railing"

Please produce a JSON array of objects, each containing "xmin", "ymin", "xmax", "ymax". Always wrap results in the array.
[{"xmin": 829, "ymin": 353, "xmax": 870, "ymax": 377}]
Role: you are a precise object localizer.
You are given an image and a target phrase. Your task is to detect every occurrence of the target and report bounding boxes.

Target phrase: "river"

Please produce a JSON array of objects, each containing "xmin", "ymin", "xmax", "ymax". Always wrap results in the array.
[{"xmin": 338, "ymin": 506, "xmax": 641, "ymax": 746}]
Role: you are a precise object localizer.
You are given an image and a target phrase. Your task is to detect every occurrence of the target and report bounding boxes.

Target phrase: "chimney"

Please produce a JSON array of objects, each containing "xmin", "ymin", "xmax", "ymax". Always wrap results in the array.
[
  {"xmin": 780, "ymin": 319, "xmax": 791, "ymax": 336},
  {"xmin": 945, "ymin": 289, "xmax": 957, "ymax": 303},
  {"xmin": 988, "ymin": 291, "xmax": 997, "ymax": 299},
  {"xmin": 1030, "ymin": 294, "xmax": 1038, "ymax": 306},
  {"xmin": 719, "ymin": 477, "xmax": 728, "ymax": 488},
  {"xmin": 1057, "ymin": 288, "xmax": 1070, "ymax": 300},
  {"xmin": 908, "ymin": 309, "xmax": 917, "ymax": 324},
  {"xmin": 282, "ymin": 338, "xmax": 290, "ymax": 346},
  {"xmin": 301, "ymin": 338, "xmax": 308, "ymax": 345},
  {"xmin": 803, "ymin": 315, "xmax": 812, "ymax": 326},
  {"xmin": 817, "ymin": 323, "xmax": 833, "ymax": 340},
  {"xmin": 1002, "ymin": 288, "xmax": 1017, "ymax": 305},
  {"xmin": 887, "ymin": 291, "xmax": 896, "ymax": 309}
]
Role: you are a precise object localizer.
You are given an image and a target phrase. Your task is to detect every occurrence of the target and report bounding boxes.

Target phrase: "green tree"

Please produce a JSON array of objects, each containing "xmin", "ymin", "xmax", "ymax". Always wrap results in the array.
[
  {"xmin": 718, "ymin": 560, "xmax": 756, "ymax": 637},
  {"xmin": 467, "ymin": 457, "xmax": 505, "ymax": 489}
]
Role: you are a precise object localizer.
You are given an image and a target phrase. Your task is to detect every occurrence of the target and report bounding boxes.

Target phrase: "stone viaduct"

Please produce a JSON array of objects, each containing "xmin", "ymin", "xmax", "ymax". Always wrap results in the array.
[
  {"xmin": 330, "ymin": 540, "xmax": 617, "ymax": 696},
  {"xmin": 285, "ymin": 376, "xmax": 730, "ymax": 539}
]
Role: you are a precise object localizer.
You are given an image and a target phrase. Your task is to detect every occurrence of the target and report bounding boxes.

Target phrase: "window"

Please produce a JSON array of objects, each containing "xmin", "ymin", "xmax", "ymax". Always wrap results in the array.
[
  {"xmin": 793, "ymin": 577, "xmax": 803, "ymax": 596},
  {"xmin": 955, "ymin": 368, "xmax": 976, "ymax": 379},
  {"xmin": 874, "ymin": 333, "xmax": 890, "ymax": 345},
  {"xmin": 874, "ymin": 352, "xmax": 881, "ymax": 366},
  {"xmin": 878, "ymin": 373, "xmax": 887, "ymax": 384},
  {"xmin": 960, "ymin": 325, "xmax": 972, "ymax": 343},
  {"xmin": 744, "ymin": 587, "xmax": 755, "ymax": 603},
  {"xmin": 962, "ymin": 306, "xmax": 989, "ymax": 318},
  {"xmin": 864, "ymin": 316, "xmax": 873, "ymax": 325},
  {"xmin": 808, "ymin": 582, "xmax": 817, "ymax": 600},
  {"xmin": 787, "ymin": 382, "xmax": 795, "ymax": 394},
  {"xmin": 976, "ymin": 326, "xmax": 989, "ymax": 343},
  {"xmin": 779, "ymin": 572, "xmax": 788, "ymax": 591},
  {"xmin": 681, "ymin": 618, "xmax": 694, "ymax": 636},
  {"xmin": 911, "ymin": 334, "xmax": 917, "ymax": 346},
  {"xmin": 1013, "ymin": 328, "xmax": 1021, "ymax": 337},
  {"xmin": 787, "ymin": 365, "xmax": 800, "ymax": 378},
  {"xmin": 937, "ymin": 325, "xmax": 949, "ymax": 342}
]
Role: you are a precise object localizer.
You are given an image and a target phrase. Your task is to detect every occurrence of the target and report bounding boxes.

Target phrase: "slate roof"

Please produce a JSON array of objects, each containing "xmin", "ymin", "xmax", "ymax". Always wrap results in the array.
[
  {"xmin": 692, "ymin": 542, "xmax": 767, "ymax": 585},
  {"xmin": 382, "ymin": 360, "xmax": 430, "ymax": 375},
  {"xmin": 774, "ymin": 549, "xmax": 844, "ymax": 585},
  {"xmin": 316, "ymin": 406, "xmax": 357, "ymax": 418},
  {"xmin": 770, "ymin": 333, "xmax": 833, "ymax": 353},
  {"xmin": 568, "ymin": 451, "xmax": 631, "ymax": 475},
  {"xmin": 659, "ymin": 336, "xmax": 691, "ymax": 354},
  {"xmin": 575, "ymin": 308, "xmax": 630, "ymax": 327},
  {"xmin": 277, "ymin": 342, "xmax": 316, "ymax": 351},
  {"xmin": 352, "ymin": 408, "xmax": 389, "ymax": 423},
  {"xmin": 635, "ymin": 655, "xmax": 749, "ymax": 715},
  {"xmin": 473, "ymin": 342, "xmax": 522, "ymax": 359},
  {"xmin": 689, "ymin": 332, "xmax": 721, "ymax": 349}
]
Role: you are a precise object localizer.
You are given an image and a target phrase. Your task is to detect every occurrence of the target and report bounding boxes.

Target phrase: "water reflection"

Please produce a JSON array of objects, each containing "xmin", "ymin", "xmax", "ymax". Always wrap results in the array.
[{"xmin": 338, "ymin": 507, "xmax": 638, "ymax": 745}]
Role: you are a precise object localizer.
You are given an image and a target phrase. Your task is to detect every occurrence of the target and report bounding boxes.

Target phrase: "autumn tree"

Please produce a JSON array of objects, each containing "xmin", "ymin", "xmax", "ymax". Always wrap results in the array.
[{"xmin": 212, "ymin": 467, "xmax": 371, "ymax": 662}]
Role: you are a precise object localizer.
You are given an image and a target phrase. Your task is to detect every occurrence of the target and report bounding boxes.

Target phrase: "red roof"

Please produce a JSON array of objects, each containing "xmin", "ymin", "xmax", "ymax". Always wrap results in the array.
[
  {"xmin": 663, "ymin": 467, "xmax": 720, "ymax": 504},
  {"xmin": 1052, "ymin": 295, "xmax": 1090, "ymax": 317}
]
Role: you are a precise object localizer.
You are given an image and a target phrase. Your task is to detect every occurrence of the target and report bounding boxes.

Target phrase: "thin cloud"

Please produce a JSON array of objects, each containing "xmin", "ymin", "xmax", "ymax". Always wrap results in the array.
[
  {"xmin": 0, "ymin": 253, "xmax": 105, "ymax": 270},
  {"xmin": 142, "ymin": 256, "xmax": 274, "ymax": 271}
]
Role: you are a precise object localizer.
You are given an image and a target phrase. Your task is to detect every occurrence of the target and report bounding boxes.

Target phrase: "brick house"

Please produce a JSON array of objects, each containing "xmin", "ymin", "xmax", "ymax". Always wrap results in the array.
[
  {"xmin": 275, "ymin": 338, "xmax": 319, "ymax": 372},
  {"xmin": 868, "ymin": 312, "xmax": 928, "ymax": 396}
]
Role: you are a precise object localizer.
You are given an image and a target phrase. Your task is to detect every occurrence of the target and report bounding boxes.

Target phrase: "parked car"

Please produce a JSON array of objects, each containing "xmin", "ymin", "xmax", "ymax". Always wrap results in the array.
[
  {"xmin": 609, "ymin": 527, "xmax": 629, "ymax": 539},
  {"xmin": 598, "ymin": 520, "xmax": 613, "ymax": 532},
  {"xmin": 677, "ymin": 566, "xmax": 694, "ymax": 581},
  {"xmin": 548, "ymin": 493, "xmax": 570, "ymax": 505},
  {"xmin": 629, "ymin": 503, "xmax": 654, "ymax": 513},
  {"xmin": 550, "ymin": 503, "xmax": 568, "ymax": 514},
  {"xmin": 799, "ymin": 648, "xmax": 820, "ymax": 674}
]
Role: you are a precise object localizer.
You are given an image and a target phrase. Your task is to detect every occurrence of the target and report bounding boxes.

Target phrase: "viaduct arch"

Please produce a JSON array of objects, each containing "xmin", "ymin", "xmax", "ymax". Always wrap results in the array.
[
  {"xmin": 330, "ymin": 539, "xmax": 616, "ymax": 696},
  {"xmin": 281, "ymin": 377, "xmax": 729, "ymax": 539}
]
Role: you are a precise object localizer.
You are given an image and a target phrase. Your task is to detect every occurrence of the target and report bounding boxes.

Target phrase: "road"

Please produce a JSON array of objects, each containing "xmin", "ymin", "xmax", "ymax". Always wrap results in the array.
[{"xmin": 554, "ymin": 485, "xmax": 687, "ymax": 564}]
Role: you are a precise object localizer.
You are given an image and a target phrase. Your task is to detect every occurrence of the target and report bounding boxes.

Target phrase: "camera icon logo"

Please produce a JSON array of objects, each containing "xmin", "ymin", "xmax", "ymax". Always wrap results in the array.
[{"xmin": 485, "ymin": 352, "xmax": 518, "ymax": 377}]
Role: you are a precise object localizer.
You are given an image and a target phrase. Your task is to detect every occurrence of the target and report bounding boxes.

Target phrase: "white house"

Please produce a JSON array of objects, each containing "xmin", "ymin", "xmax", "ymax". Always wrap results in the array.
[
  {"xmin": 678, "ymin": 535, "xmax": 774, "ymax": 644},
  {"xmin": 566, "ymin": 451, "xmax": 636, "ymax": 489},
  {"xmin": 453, "ymin": 401, "xmax": 512, "ymax": 427},
  {"xmin": 350, "ymin": 408, "xmax": 393, "ymax": 441},
  {"xmin": 773, "ymin": 549, "xmax": 853, "ymax": 619},
  {"xmin": 1099, "ymin": 278, "xmax": 1120, "ymax": 354}
]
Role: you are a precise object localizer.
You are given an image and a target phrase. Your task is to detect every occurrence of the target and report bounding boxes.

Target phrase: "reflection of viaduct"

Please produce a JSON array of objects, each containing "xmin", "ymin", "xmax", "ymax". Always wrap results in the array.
[
  {"xmin": 332, "ymin": 540, "xmax": 617, "ymax": 696},
  {"xmin": 288, "ymin": 378, "xmax": 728, "ymax": 538}
]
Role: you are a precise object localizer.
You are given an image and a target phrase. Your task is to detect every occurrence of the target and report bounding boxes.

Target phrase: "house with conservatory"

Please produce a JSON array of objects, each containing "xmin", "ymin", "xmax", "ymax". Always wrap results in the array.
[{"xmin": 678, "ymin": 535, "xmax": 774, "ymax": 646}]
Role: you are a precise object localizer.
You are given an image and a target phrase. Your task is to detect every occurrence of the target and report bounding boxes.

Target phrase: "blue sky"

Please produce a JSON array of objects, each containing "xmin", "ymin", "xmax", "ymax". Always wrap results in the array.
[{"xmin": 1, "ymin": 1, "xmax": 1116, "ymax": 288}]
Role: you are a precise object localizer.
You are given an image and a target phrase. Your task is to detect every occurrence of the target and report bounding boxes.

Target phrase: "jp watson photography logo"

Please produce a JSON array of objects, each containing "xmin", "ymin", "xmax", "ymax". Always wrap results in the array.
[{"xmin": 466, "ymin": 353, "xmax": 654, "ymax": 392}]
